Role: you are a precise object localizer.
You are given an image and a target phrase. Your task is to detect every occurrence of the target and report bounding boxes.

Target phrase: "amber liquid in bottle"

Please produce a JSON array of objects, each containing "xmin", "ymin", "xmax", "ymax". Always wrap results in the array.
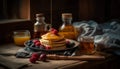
[
  {"xmin": 59, "ymin": 13, "xmax": 78, "ymax": 40},
  {"xmin": 33, "ymin": 13, "xmax": 49, "ymax": 38}
]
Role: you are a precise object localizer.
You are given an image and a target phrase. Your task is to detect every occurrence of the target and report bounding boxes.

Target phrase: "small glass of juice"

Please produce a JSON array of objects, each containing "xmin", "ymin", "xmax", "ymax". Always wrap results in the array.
[{"xmin": 13, "ymin": 30, "xmax": 31, "ymax": 46}]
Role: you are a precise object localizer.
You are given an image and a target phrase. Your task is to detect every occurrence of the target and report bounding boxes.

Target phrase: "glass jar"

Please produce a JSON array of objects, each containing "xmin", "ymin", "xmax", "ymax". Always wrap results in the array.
[
  {"xmin": 33, "ymin": 13, "xmax": 50, "ymax": 38},
  {"xmin": 59, "ymin": 13, "xmax": 78, "ymax": 40}
]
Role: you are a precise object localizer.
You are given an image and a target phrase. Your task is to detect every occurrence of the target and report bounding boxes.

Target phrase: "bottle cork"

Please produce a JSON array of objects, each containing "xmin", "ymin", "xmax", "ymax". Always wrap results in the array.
[
  {"xmin": 62, "ymin": 13, "xmax": 72, "ymax": 19},
  {"xmin": 36, "ymin": 13, "xmax": 44, "ymax": 17}
]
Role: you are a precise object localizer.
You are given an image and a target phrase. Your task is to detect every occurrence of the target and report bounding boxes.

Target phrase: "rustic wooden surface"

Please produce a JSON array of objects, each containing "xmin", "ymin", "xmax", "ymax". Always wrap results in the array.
[
  {"xmin": 0, "ymin": 44, "xmax": 87, "ymax": 69},
  {"xmin": 0, "ymin": 43, "xmax": 117, "ymax": 69}
]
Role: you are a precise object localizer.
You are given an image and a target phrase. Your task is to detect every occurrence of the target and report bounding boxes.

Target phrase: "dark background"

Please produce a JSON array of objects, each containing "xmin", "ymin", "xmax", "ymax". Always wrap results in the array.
[{"xmin": 0, "ymin": 0, "xmax": 120, "ymax": 44}]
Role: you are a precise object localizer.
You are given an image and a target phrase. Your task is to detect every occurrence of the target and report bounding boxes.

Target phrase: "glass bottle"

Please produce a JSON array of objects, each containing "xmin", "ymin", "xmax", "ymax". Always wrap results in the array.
[
  {"xmin": 59, "ymin": 13, "xmax": 78, "ymax": 40},
  {"xmin": 33, "ymin": 13, "xmax": 49, "ymax": 38}
]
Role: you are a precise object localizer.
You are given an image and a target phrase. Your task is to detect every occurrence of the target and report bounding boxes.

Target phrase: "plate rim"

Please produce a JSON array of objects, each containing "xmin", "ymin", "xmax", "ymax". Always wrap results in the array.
[{"xmin": 24, "ymin": 39, "xmax": 80, "ymax": 52}]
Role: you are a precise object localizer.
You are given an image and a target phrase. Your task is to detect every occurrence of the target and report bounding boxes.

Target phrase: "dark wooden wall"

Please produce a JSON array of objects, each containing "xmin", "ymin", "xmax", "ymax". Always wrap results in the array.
[
  {"xmin": 30, "ymin": 0, "xmax": 79, "ymax": 29},
  {"xmin": 30, "ymin": 0, "xmax": 120, "ymax": 26},
  {"xmin": 0, "ymin": 0, "xmax": 120, "ymax": 44},
  {"xmin": 79, "ymin": 0, "xmax": 120, "ymax": 22}
]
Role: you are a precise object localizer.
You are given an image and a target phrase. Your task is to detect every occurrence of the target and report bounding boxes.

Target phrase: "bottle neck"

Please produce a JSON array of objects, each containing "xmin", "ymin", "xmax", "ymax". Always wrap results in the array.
[
  {"xmin": 36, "ymin": 17, "xmax": 46, "ymax": 24},
  {"xmin": 62, "ymin": 18, "xmax": 72, "ymax": 25}
]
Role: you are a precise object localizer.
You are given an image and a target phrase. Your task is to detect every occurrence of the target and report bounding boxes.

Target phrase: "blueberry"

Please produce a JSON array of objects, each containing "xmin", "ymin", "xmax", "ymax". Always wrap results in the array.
[
  {"xmin": 27, "ymin": 40, "xmax": 33, "ymax": 43},
  {"xmin": 26, "ymin": 40, "xmax": 34, "ymax": 47}
]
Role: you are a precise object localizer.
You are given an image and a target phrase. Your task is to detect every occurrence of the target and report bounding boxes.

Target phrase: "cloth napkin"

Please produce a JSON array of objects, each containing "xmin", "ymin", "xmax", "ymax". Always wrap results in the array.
[
  {"xmin": 0, "ymin": 55, "xmax": 28, "ymax": 69},
  {"xmin": 73, "ymin": 19, "xmax": 120, "ymax": 56}
]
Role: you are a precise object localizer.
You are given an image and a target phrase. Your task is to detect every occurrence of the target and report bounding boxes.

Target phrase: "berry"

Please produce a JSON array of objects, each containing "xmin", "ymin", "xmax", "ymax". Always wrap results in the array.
[
  {"xmin": 27, "ymin": 40, "xmax": 33, "ymax": 43},
  {"xmin": 33, "ymin": 39, "xmax": 40, "ymax": 43},
  {"xmin": 66, "ymin": 40, "xmax": 70, "ymax": 45},
  {"xmin": 29, "ymin": 52, "xmax": 41, "ymax": 63},
  {"xmin": 39, "ymin": 53, "xmax": 47, "ymax": 62},
  {"xmin": 66, "ymin": 41, "xmax": 75, "ymax": 48},
  {"xmin": 35, "ymin": 42, "xmax": 41, "ymax": 46},
  {"xmin": 52, "ymin": 29, "xmax": 58, "ymax": 35},
  {"xmin": 45, "ymin": 46, "xmax": 51, "ymax": 50},
  {"xmin": 29, "ymin": 57, "xmax": 37, "ymax": 63},
  {"xmin": 49, "ymin": 28, "xmax": 59, "ymax": 35},
  {"xmin": 26, "ymin": 40, "xmax": 33, "ymax": 47},
  {"xmin": 49, "ymin": 28, "xmax": 55, "ymax": 31},
  {"xmin": 31, "ymin": 53, "xmax": 40, "ymax": 60}
]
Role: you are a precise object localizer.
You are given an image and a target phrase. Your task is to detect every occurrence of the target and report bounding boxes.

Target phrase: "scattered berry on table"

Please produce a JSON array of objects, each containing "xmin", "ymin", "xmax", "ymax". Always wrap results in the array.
[
  {"xmin": 31, "ymin": 53, "xmax": 40, "ymax": 60},
  {"xmin": 39, "ymin": 53, "xmax": 47, "ymax": 62},
  {"xmin": 29, "ymin": 57, "xmax": 37, "ymax": 63}
]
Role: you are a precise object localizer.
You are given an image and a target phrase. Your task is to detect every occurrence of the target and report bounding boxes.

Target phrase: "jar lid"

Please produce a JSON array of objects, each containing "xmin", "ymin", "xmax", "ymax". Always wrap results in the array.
[
  {"xmin": 62, "ymin": 13, "xmax": 72, "ymax": 19},
  {"xmin": 36, "ymin": 13, "xmax": 44, "ymax": 17}
]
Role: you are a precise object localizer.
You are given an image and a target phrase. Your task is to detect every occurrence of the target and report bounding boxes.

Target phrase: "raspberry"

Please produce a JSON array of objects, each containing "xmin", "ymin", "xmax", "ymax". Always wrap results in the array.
[
  {"xmin": 49, "ymin": 28, "xmax": 58, "ymax": 35},
  {"xmin": 31, "ymin": 53, "xmax": 40, "ymax": 60},
  {"xmin": 35, "ymin": 42, "xmax": 41, "ymax": 46},
  {"xmin": 66, "ymin": 40, "xmax": 70, "ymax": 44},
  {"xmin": 66, "ymin": 41, "xmax": 75, "ymax": 48},
  {"xmin": 33, "ymin": 39, "xmax": 40, "ymax": 43},
  {"xmin": 39, "ymin": 53, "xmax": 47, "ymax": 62},
  {"xmin": 52, "ymin": 29, "xmax": 58, "ymax": 35},
  {"xmin": 45, "ymin": 46, "xmax": 51, "ymax": 50},
  {"xmin": 29, "ymin": 57, "xmax": 37, "ymax": 63},
  {"xmin": 49, "ymin": 28, "xmax": 55, "ymax": 31}
]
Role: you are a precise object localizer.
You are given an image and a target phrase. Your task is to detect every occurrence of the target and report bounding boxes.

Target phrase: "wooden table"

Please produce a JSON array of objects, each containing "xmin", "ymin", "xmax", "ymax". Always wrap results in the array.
[{"xmin": 0, "ymin": 44, "xmax": 120, "ymax": 69}]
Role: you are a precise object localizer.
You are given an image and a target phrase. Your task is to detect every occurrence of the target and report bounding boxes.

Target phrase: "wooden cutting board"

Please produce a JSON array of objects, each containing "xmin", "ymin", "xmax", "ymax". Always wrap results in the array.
[{"xmin": 47, "ymin": 52, "xmax": 111, "ymax": 61}]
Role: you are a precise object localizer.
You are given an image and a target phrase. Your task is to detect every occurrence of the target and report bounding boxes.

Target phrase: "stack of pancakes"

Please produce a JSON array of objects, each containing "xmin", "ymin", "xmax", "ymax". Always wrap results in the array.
[{"xmin": 40, "ymin": 32, "xmax": 66, "ymax": 50}]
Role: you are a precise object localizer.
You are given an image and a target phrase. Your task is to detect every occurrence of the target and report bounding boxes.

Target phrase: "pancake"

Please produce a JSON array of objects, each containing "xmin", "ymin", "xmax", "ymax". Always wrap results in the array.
[{"xmin": 40, "ymin": 30, "xmax": 66, "ymax": 50}]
